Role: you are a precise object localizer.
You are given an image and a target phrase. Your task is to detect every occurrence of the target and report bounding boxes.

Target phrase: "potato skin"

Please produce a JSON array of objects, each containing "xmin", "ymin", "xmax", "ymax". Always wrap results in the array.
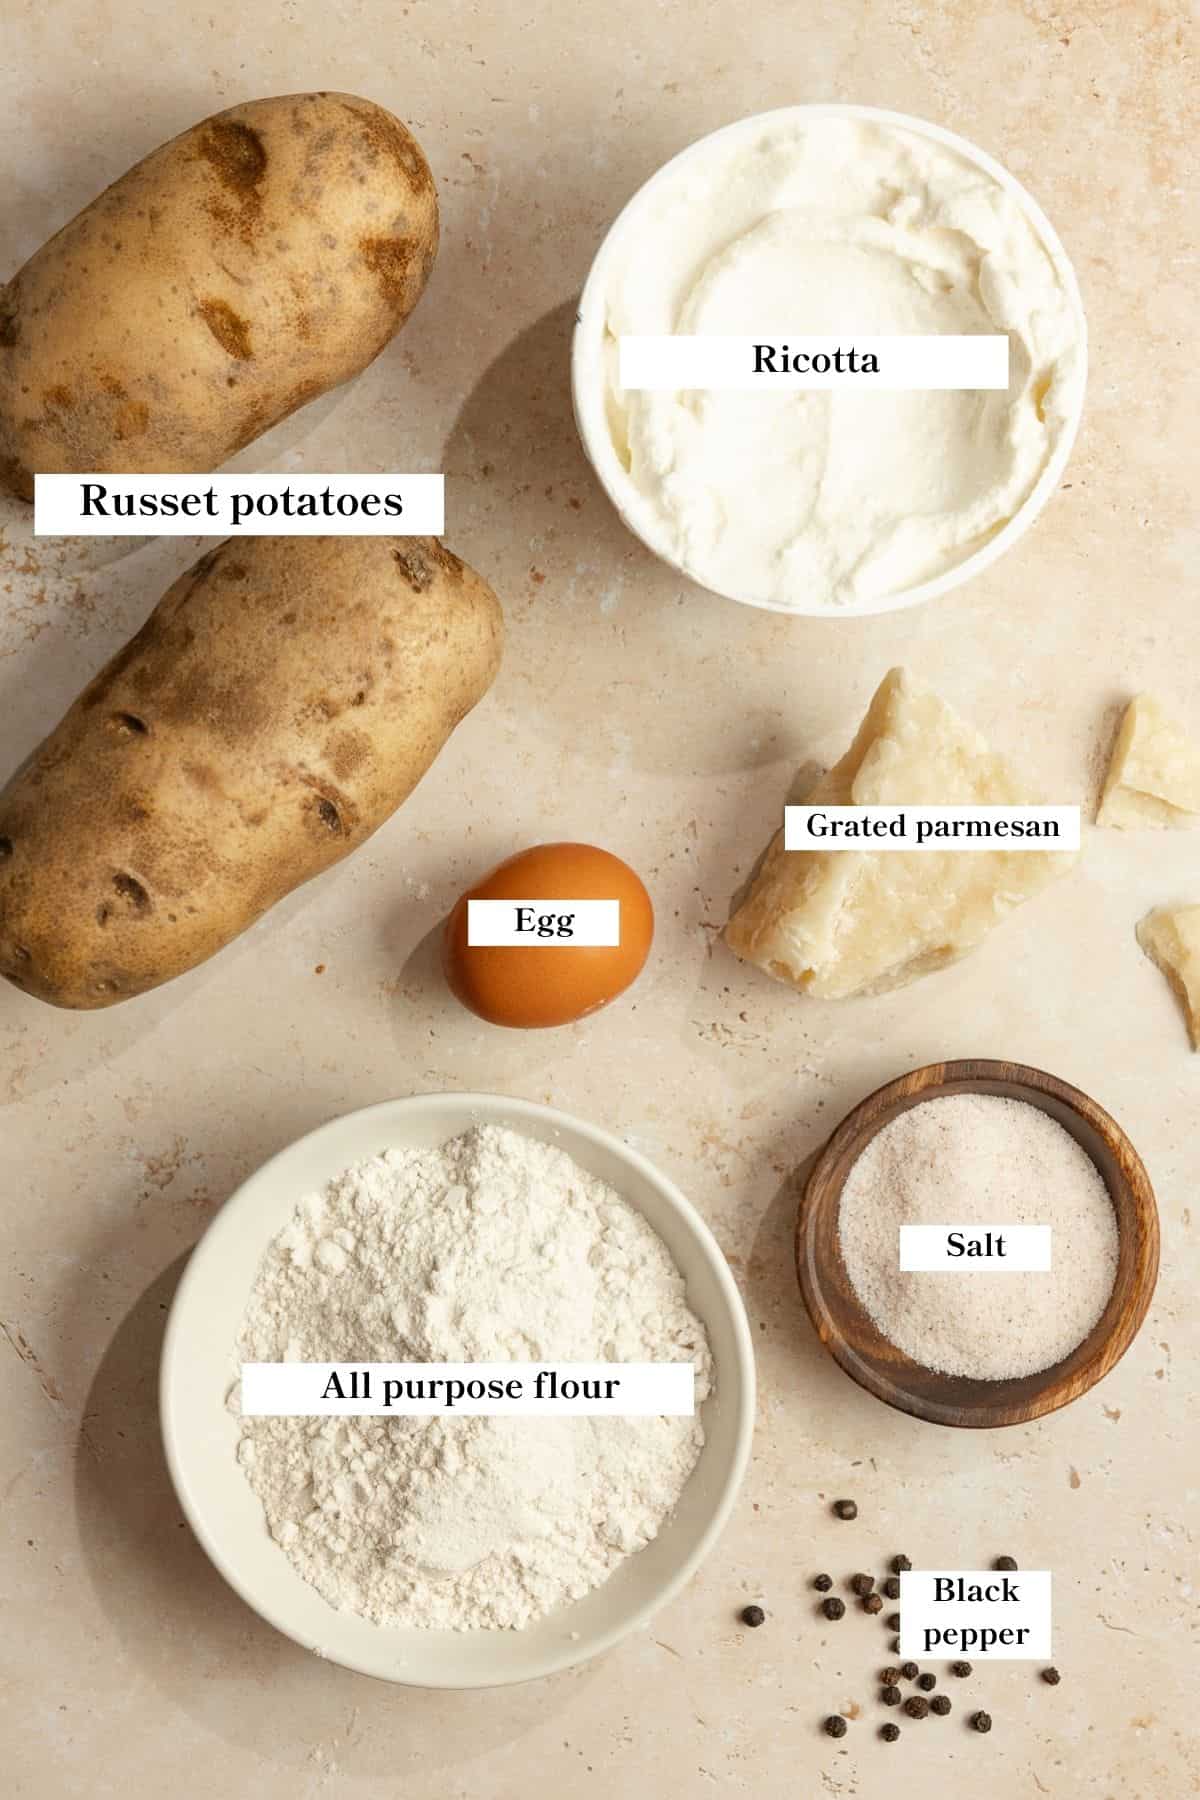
[
  {"xmin": 0, "ymin": 537, "xmax": 502, "ymax": 1008},
  {"xmin": 0, "ymin": 93, "xmax": 438, "ymax": 499}
]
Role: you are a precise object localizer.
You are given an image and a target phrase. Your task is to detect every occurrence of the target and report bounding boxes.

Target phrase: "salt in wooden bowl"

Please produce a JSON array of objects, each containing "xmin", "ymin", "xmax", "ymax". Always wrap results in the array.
[{"xmin": 797, "ymin": 1059, "xmax": 1160, "ymax": 1428}]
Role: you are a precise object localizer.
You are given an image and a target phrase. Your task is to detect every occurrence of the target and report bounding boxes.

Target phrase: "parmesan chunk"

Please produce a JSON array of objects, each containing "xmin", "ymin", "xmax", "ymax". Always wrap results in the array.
[
  {"xmin": 724, "ymin": 668, "xmax": 1076, "ymax": 998},
  {"xmin": 1136, "ymin": 906, "xmax": 1200, "ymax": 1049},
  {"xmin": 1097, "ymin": 694, "xmax": 1200, "ymax": 829}
]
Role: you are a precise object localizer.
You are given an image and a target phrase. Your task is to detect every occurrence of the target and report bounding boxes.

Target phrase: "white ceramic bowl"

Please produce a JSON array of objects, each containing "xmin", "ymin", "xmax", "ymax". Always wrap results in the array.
[
  {"xmin": 160, "ymin": 1093, "xmax": 755, "ymax": 1689},
  {"xmin": 572, "ymin": 103, "xmax": 1088, "ymax": 618}
]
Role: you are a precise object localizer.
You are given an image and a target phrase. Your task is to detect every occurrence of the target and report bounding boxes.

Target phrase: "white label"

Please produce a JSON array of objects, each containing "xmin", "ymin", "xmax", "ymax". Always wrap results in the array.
[
  {"xmin": 618, "ymin": 334, "xmax": 1009, "ymax": 392},
  {"xmin": 240, "ymin": 1361, "xmax": 694, "ymax": 1417},
  {"xmin": 900, "ymin": 1570, "xmax": 1051, "ymax": 1660},
  {"xmin": 466, "ymin": 899, "xmax": 620, "ymax": 946},
  {"xmin": 900, "ymin": 1225, "xmax": 1052, "ymax": 1272},
  {"xmin": 33, "ymin": 472, "xmax": 445, "ymax": 536},
  {"xmin": 783, "ymin": 805, "xmax": 1080, "ymax": 852}
]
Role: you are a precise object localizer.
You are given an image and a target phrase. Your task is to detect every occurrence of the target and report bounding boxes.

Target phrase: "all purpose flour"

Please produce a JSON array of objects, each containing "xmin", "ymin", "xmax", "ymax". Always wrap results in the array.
[{"xmin": 233, "ymin": 1124, "xmax": 712, "ymax": 1630}]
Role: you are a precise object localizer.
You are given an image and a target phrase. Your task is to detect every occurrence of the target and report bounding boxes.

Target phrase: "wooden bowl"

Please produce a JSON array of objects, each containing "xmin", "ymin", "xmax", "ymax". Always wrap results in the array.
[{"xmin": 797, "ymin": 1059, "xmax": 1160, "ymax": 1428}]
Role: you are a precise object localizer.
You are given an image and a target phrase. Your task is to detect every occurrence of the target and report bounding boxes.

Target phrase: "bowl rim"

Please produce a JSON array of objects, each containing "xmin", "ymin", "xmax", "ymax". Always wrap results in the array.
[
  {"xmin": 796, "ymin": 1058, "xmax": 1160, "ymax": 1427},
  {"xmin": 160, "ymin": 1091, "xmax": 756, "ymax": 1687},
  {"xmin": 571, "ymin": 101, "xmax": 1089, "ymax": 618}
]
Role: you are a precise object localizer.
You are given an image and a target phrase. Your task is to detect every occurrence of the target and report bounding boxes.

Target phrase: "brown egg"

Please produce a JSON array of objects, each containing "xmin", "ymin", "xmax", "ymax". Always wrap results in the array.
[{"xmin": 443, "ymin": 843, "xmax": 654, "ymax": 1028}]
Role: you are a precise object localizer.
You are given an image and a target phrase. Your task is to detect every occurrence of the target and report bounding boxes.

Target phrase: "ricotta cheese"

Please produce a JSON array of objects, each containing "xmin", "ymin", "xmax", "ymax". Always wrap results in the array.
[{"xmin": 587, "ymin": 112, "xmax": 1085, "ymax": 610}]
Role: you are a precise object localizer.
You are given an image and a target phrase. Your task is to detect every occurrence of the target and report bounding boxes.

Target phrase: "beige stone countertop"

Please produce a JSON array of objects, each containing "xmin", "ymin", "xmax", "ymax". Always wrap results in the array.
[{"xmin": 1, "ymin": 3, "xmax": 1197, "ymax": 1795}]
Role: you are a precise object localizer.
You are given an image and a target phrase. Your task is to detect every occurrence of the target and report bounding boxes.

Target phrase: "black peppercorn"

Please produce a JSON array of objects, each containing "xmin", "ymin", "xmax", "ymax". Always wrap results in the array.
[
  {"xmin": 822, "ymin": 1597, "xmax": 846, "ymax": 1621},
  {"xmin": 993, "ymin": 1556, "xmax": 1017, "ymax": 1571},
  {"xmin": 890, "ymin": 1637, "xmax": 901, "ymax": 1653},
  {"xmin": 813, "ymin": 1573, "xmax": 833, "ymax": 1593},
  {"xmin": 891, "ymin": 1554, "xmax": 912, "ymax": 1573},
  {"xmin": 883, "ymin": 1576, "xmax": 901, "ymax": 1599},
  {"xmin": 930, "ymin": 1695, "xmax": 951, "ymax": 1716},
  {"xmin": 1041, "ymin": 1666, "xmax": 1061, "ymax": 1685},
  {"xmin": 903, "ymin": 1696, "xmax": 930, "ymax": 1720},
  {"xmin": 971, "ymin": 1710, "xmax": 993, "ymax": 1734},
  {"xmin": 880, "ymin": 1667, "xmax": 901, "ymax": 1686},
  {"xmin": 823, "ymin": 1715, "xmax": 847, "ymax": 1738},
  {"xmin": 886, "ymin": 1612, "xmax": 900, "ymax": 1630},
  {"xmin": 880, "ymin": 1722, "xmax": 901, "ymax": 1742},
  {"xmin": 740, "ymin": 1604, "xmax": 765, "ymax": 1628},
  {"xmin": 850, "ymin": 1572, "xmax": 875, "ymax": 1597},
  {"xmin": 881, "ymin": 1685, "xmax": 902, "ymax": 1706},
  {"xmin": 950, "ymin": 1661, "xmax": 972, "ymax": 1677},
  {"xmin": 917, "ymin": 1673, "xmax": 936, "ymax": 1691},
  {"xmin": 900, "ymin": 1661, "xmax": 919, "ymax": 1680},
  {"xmin": 862, "ymin": 1593, "xmax": 884, "ymax": 1615},
  {"xmin": 833, "ymin": 1499, "xmax": 858, "ymax": 1521}
]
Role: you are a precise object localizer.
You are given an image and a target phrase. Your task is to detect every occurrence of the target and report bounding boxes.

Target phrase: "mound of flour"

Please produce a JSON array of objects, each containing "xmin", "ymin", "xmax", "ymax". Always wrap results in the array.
[{"xmin": 234, "ymin": 1124, "xmax": 712, "ymax": 1631}]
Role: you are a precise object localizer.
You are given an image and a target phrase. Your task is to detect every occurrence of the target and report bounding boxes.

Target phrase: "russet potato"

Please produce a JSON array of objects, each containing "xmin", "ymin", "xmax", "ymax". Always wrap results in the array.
[
  {"xmin": 0, "ymin": 536, "xmax": 503, "ymax": 1007},
  {"xmin": 0, "ymin": 92, "xmax": 438, "ymax": 498}
]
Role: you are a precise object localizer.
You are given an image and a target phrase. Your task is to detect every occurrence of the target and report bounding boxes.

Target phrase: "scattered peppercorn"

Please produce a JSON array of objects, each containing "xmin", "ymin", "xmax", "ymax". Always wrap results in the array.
[
  {"xmin": 833, "ymin": 1500, "xmax": 858, "ymax": 1521},
  {"xmin": 903, "ymin": 1696, "xmax": 930, "ymax": 1720},
  {"xmin": 891, "ymin": 1554, "xmax": 912, "ymax": 1573},
  {"xmin": 822, "ymin": 1597, "xmax": 846, "ymax": 1621},
  {"xmin": 886, "ymin": 1612, "xmax": 901, "ymax": 1630},
  {"xmin": 823, "ymin": 1715, "xmax": 847, "ymax": 1738},
  {"xmin": 883, "ymin": 1576, "xmax": 901, "ymax": 1599},
  {"xmin": 900, "ymin": 1661, "xmax": 919, "ymax": 1681},
  {"xmin": 950, "ymin": 1661, "xmax": 972, "ymax": 1678},
  {"xmin": 1041, "ymin": 1666, "xmax": 1061, "ymax": 1685},
  {"xmin": 971, "ymin": 1710, "xmax": 993, "ymax": 1734},
  {"xmin": 880, "ymin": 1723, "xmax": 901, "ymax": 1742},
  {"xmin": 740, "ymin": 1604, "xmax": 765, "ymax": 1628},
  {"xmin": 890, "ymin": 1637, "xmax": 901, "ymax": 1653},
  {"xmin": 917, "ymin": 1673, "xmax": 936, "ymax": 1692},
  {"xmin": 862, "ymin": 1593, "xmax": 884, "ymax": 1615},
  {"xmin": 813, "ymin": 1573, "xmax": 833, "ymax": 1593},
  {"xmin": 881, "ymin": 1685, "xmax": 902, "ymax": 1706},
  {"xmin": 850, "ymin": 1573, "xmax": 875, "ymax": 1597},
  {"xmin": 880, "ymin": 1667, "xmax": 902, "ymax": 1686},
  {"xmin": 930, "ymin": 1695, "xmax": 951, "ymax": 1716},
  {"xmin": 993, "ymin": 1556, "xmax": 1018, "ymax": 1571}
]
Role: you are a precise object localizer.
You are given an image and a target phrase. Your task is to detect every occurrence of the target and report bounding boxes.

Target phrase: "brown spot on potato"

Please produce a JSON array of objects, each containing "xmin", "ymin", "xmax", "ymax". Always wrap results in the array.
[
  {"xmin": 339, "ymin": 100, "xmax": 434, "ymax": 196},
  {"xmin": 112, "ymin": 872, "xmax": 151, "ymax": 914},
  {"xmin": 220, "ymin": 561, "xmax": 249, "ymax": 581},
  {"xmin": 197, "ymin": 119, "xmax": 267, "ymax": 194},
  {"xmin": 114, "ymin": 401, "xmax": 150, "ymax": 441},
  {"xmin": 198, "ymin": 298, "xmax": 252, "ymax": 361},
  {"xmin": 428, "ymin": 540, "xmax": 464, "ymax": 577},
  {"xmin": 109, "ymin": 711, "xmax": 150, "ymax": 737},
  {"xmin": 359, "ymin": 233, "xmax": 418, "ymax": 305},
  {"xmin": 391, "ymin": 545, "xmax": 434, "ymax": 591},
  {"xmin": 99, "ymin": 375, "xmax": 128, "ymax": 399},
  {"xmin": 0, "ymin": 836, "xmax": 12, "ymax": 860},
  {"xmin": 327, "ymin": 728, "xmax": 370, "ymax": 781},
  {"xmin": 0, "ymin": 287, "xmax": 18, "ymax": 348},
  {"xmin": 197, "ymin": 119, "xmax": 268, "ymax": 244},
  {"xmin": 45, "ymin": 384, "xmax": 74, "ymax": 411},
  {"xmin": 316, "ymin": 797, "xmax": 343, "ymax": 833},
  {"xmin": 0, "ymin": 454, "xmax": 32, "ymax": 501}
]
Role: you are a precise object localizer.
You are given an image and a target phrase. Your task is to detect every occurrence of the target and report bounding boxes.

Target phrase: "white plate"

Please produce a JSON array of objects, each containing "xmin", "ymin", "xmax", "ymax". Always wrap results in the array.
[
  {"xmin": 572, "ymin": 103, "xmax": 1088, "ymax": 618},
  {"xmin": 160, "ymin": 1093, "xmax": 756, "ymax": 1688}
]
